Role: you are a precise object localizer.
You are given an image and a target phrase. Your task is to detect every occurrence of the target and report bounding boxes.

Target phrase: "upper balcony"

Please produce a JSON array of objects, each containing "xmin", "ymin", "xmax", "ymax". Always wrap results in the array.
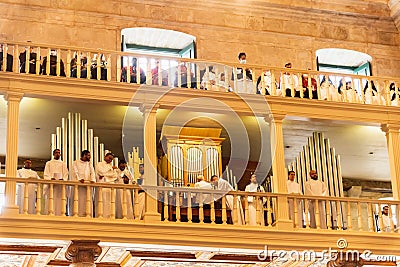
[{"xmin": 0, "ymin": 41, "xmax": 400, "ymax": 266}]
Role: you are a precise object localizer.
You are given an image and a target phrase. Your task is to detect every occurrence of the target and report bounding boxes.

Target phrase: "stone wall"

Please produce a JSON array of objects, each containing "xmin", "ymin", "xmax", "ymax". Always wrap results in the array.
[{"xmin": 0, "ymin": 0, "xmax": 399, "ymax": 76}]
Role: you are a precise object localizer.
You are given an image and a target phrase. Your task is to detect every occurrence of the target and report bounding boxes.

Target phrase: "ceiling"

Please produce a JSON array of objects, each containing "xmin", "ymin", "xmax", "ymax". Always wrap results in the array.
[{"xmin": 0, "ymin": 96, "xmax": 390, "ymax": 181}]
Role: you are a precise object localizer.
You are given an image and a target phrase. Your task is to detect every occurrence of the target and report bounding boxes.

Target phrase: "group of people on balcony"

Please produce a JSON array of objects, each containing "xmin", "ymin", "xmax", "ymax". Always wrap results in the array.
[{"xmin": 16, "ymin": 149, "xmax": 145, "ymax": 219}]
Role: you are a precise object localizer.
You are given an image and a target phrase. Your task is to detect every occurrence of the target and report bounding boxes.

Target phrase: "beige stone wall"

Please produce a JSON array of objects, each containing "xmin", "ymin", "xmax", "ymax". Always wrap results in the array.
[{"xmin": 0, "ymin": 0, "xmax": 399, "ymax": 76}]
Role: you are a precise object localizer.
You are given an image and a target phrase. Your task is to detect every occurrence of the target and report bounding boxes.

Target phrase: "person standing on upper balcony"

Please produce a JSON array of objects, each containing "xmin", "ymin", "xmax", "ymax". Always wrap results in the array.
[
  {"xmin": 115, "ymin": 159, "xmax": 134, "ymax": 219},
  {"xmin": 287, "ymin": 171, "xmax": 303, "ymax": 228},
  {"xmin": 231, "ymin": 52, "xmax": 254, "ymax": 94},
  {"xmin": 280, "ymin": 62, "xmax": 300, "ymax": 97},
  {"xmin": 96, "ymin": 152, "xmax": 118, "ymax": 219},
  {"xmin": 194, "ymin": 175, "xmax": 213, "ymax": 206},
  {"xmin": 136, "ymin": 163, "xmax": 145, "ymax": 220},
  {"xmin": 41, "ymin": 49, "xmax": 66, "ymax": 76},
  {"xmin": 301, "ymin": 70, "xmax": 318, "ymax": 99},
  {"xmin": 16, "ymin": 159, "xmax": 41, "ymax": 214},
  {"xmin": 19, "ymin": 42, "xmax": 38, "ymax": 74},
  {"xmin": 43, "ymin": 149, "xmax": 69, "ymax": 216},
  {"xmin": 305, "ymin": 170, "xmax": 327, "ymax": 229},
  {"xmin": 121, "ymin": 58, "xmax": 146, "ymax": 84},
  {"xmin": 71, "ymin": 150, "xmax": 96, "ymax": 217},
  {"xmin": 380, "ymin": 205, "xmax": 397, "ymax": 232},
  {"xmin": 211, "ymin": 175, "xmax": 244, "ymax": 225},
  {"xmin": 245, "ymin": 174, "xmax": 265, "ymax": 226},
  {"xmin": 0, "ymin": 44, "xmax": 13, "ymax": 72}
]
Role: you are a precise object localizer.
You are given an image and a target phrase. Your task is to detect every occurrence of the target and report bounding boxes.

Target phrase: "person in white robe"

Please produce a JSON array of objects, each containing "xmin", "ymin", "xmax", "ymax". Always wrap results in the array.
[
  {"xmin": 211, "ymin": 175, "xmax": 244, "ymax": 225},
  {"xmin": 280, "ymin": 63, "xmax": 299, "ymax": 97},
  {"xmin": 245, "ymin": 174, "xmax": 265, "ymax": 226},
  {"xmin": 232, "ymin": 52, "xmax": 255, "ymax": 94},
  {"xmin": 194, "ymin": 175, "xmax": 213, "ymax": 205},
  {"xmin": 136, "ymin": 164, "xmax": 145, "ymax": 220},
  {"xmin": 287, "ymin": 171, "xmax": 303, "ymax": 228},
  {"xmin": 16, "ymin": 159, "xmax": 41, "ymax": 214},
  {"xmin": 380, "ymin": 205, "xmax": 397, "ymax": 232},
  {"xmin": 96, "ymin": 152, "xmax": 118, "ymax": 219},
  {"xmin": 305, "ymin": 170, "xmax": 327, "ymax": 229},
  {"xmin": 43, "ymin": 149, "xmax": 69, "ymax": 216},
  {"xmin": 115, "ymin": 159, "xmax": 134, "ymax": 219},
  {"xmin": 71, "ymin": 150, "xmax": 96, "ymax": 217}
]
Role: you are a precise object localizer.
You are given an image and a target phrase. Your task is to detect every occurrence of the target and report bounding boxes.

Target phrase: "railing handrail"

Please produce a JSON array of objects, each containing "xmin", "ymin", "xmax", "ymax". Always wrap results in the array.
[{"xmin": 2, "ymin": 40, "xmax": 400, "ymax": 83}]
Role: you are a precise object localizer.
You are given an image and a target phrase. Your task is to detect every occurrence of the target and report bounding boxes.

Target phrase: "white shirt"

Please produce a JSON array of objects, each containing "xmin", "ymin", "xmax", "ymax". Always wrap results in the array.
[
  {"xmin": 17, "ymin": 168, "xmax": 40, "ymax": 179},
  {"xmin": 245, "ymin": 183, "xmax": 265, "ymax": 202},
  {"xmin": 44, "ymin": 159, "xmax": 68, "ymax": 180},
  {"xmin": 305, "ymin": 179, "xmax": 327, "ymax": 196},
  {"xmin": 382, "ymin": 214, "xmax": 391, "ymax": 232},
  {"xmin": 96, "ymin": 161, "xmax": 117, "ymax": 183},
  {"xmin": 194, "ymin": 180, "xmax": 213, "ymax": 203},
  {"xmin": 71, "ymin": 160, "xmax": 95, "ymax": 182},
  {"xmin": 216, "ymin": 178, "xmax": 234, "ymax": 192},
  {"xmin": 287, "ymin": 180, "xmax": 301, "ymax": 194},
  {"xmin": 115, "ymin": 168, "xmax": 134, "ymax": 184},
  {"xmin": 280, "ymin": 73, "xmax": 299, "ymax": 90},
  {"xmin": 195, "ymin": 180, "xmax": 212, "ymax": 190}
]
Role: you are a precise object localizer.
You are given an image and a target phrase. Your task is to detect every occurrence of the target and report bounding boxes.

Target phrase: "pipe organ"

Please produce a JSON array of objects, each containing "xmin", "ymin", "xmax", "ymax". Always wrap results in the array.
[
  {"xmin": 50, "ymin": 112, "xmax": 113, "ymax": 173},
  {"xmin": 160, "ymin": 126, "xmax": 224, "ymax": 186},
  {"xmin": 127, "ymin": 147, "xmax": 144, "ymax": 180},
  {"xmin": 287, "ymin": 132, "xmax": 345, "ymax": 227}
]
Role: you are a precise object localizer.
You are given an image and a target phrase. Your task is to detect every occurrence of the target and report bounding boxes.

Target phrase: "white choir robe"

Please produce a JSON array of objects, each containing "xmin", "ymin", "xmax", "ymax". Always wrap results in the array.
[
  {"xmin": 96, "ymin": 161, "xmax": 118, "ymax": 218},
  {"xmin": 245, "ymin": 183, "xmax": 265, "ymax": 226},
  {"xmin": 71, "ymin": 160, "xmax": 96, "ymax": 217},
  {"xmin": 216, "ymin": 179, "xmax": 244, "ymax": 225},
  {"xmin": 194, "ymin": 180, "xmax": 213, "ymax": 205},
  {"xmin": 287, "ymin": 180, "xmax": 303, "ymax": 228},
  {"xmin": 115, "ymin": 168, "xmax": 134, "ymax": 219},
  {"xmin": 16, "ymin": 168, "xmax": 41, "ymax": 214},
  {"xmin": 43, "ymin": 159, "xmax": 69, "ymax": 216},
  {"xmin": 305, "ymin": 179, "xmax": 327, "ymax": 229},
  {"xmin": 381, "ymin": 214, "xmax": 393, "ymax": 232}
]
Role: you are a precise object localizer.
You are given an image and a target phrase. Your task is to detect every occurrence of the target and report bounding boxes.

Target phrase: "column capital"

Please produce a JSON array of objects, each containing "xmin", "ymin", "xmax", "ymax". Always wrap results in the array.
[
  {"xmin": 4, "ymin": 91, "xmax": 23, "ymax": 102},
  {"xmin": 265, "ymin": 112, "xmax": 286, "ymax": 124},
  {"xmin": 65, "ymin": 240, "xmax": 102, "ymax": 264},
  {"xmin": 139, "ymin": 103, "xmax": 160, "ymax": 115},
  {"xmin": 381, "ymin": 123, "xmax": 400, "ymax": 133}
]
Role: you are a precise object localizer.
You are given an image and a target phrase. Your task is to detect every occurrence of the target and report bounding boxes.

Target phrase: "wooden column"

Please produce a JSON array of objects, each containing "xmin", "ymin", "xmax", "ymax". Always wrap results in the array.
[
  {"xmin": 140, "ymin": 103, "xmax": 160, "ymax": 223},
  {"xmin": 267, "ymin": 112, "xmax": 292, "ymax": 230},
  {"xmin": 3, "ymin": 92, "xmax": 23, "ymax": 216},
  {"xmin": 381, "ymin": 124, "xmax": 400, "ymax": 200},
  {"xmin": 65, "ymin": 240, "xmax": 102, "ymax": 267}
]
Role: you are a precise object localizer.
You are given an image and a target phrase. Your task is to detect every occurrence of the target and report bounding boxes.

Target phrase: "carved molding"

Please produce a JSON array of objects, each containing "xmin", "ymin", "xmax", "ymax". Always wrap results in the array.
[{"xmin": 65, "ymin": 240, "xmax": 102, "ymax": 264}]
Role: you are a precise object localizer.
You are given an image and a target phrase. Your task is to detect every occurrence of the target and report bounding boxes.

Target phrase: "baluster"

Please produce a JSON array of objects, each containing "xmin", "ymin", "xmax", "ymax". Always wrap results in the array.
[
  {"xmin": 168, "ymin": 60, "xmax": 173, "ymax": 87},
  {"xmin": 244, "ymin": 194, "xmax": 249, "ymax": 225},
  {"xmin": 77, "ymin": 51, "xmax": 81, "ymax": 79},
  {"xmin": 316, "ymin": 75, "xmax": 322, "ymax": 100},
  {"xmin": 98, "ymin": 187, "xmax": 103, "ymax": 218},
  {"xmin": 256, "ymin": 196, "xmax": 261, "ymax": 226},
  {"xmin": 122, "ymin": 188, "xmax": 127, "ymax": 219},
  {"xmin": 116, "ymin": 55, "xmax": 121, "ymax": 82},
  {"xmin": 73, "ymin": 185, "xmax": 78, "ymax": 217},
  {"xmin": 199, "ymin": 192, "xmax": 204, "ymax": 224},
  {"xmin": 111, "ymin": 188, "xmax": 116, "ymax": 219},
  {"xmin": 290, "ymin": 73, "xmax": 295, "ymax": 97},
  {"xmin": 86, "ymin": 52, "xmax": 91, "ymax": 80},
  {"xmin": 265, "ymin": 197, "xmax": 272, "ymax": 227},
  {"xmin": 210, "ymin": 193, "xmax": 215, "ymax": 224},
  {"xmin": 389, "ymin": 205, "xmax": 395, "ymax": 233},
  {"xmin": 368, "ymin": 202, "xmax": 374, "ymax": 232},
  {"xmin": 134, "ymin": 188, "xmax": 140, "ymax": 221},
  {"xmin": 315, "ymin": 199, "xmax": 321, "ymax": 229},
  {"xmin": 35, "ymin": 47, "xmax": 41, "ymax": 75},
  {"xmin": 224, "ymin": 66, "xmax": 228, "ymax": 92},
  {"xmin": 56, "ymin": 48, "xmax": 61, "ymax": 76},
  {"xmin": 86, "ymin": 185, "xmax": 91, "ymax": 218},
  {"xmin": 326, "ymin": 200, "xmax": 332, "ymax": 230},
  {"xmin": 66, "ymin": 50, "xmax": 71, "ymax": 78},
  {"xmin": 49, "ymin": 184, "xmax": 54, "ymax": 216},
  {"xmin": 61, "ymin": 184, "xmax": 66, "ymax": 217},
  {"xmin": 385, "ymin": 81, "xmax": 391, "ymax": 106},
  {"xmin": 146, "ymin": 58, "xmax": 151, "ymax": 85},
  {"xmin": 378, "ymin": 206, "xmax": 384, "ymax": 232},
  {"xmin": 252, "ymin": 68, "xmax": 258, "ymax": 94},
  {"xmin": 187, "ymin": 192, "xmax": 192, "ymax": 223},
  {"xmin": 23, "ymin": 182, "xmax": 28, "ymax": 214},
  {"xmin": 175, "ymin": 191, "xmax": 181, "ymax": 222},
  {"xmin": 232, "ymin": 66, "xmax": 238, "ymax": 93},
  {"xmin": 232, "ymin": 194, "xmax": 238, "ymax": 225},
  {"xmin": 298, "ymin": 74, "xmax": 304, "ymax": 98},
  {"xmin": 96, "ymin": 53, "xmax": 101, "ymax": 80},
  {"xmin": 196, "ymin": 63, "xmax": 200, "ymax": 89},
  {"xmin": 336, "ymin": 200, "xmax": 342, "ymax": 230},
  {"xmin": 126, "ymin": 57, "xmax": 131, "ymax": 83},
  {"xmin": 106, "ymin": 54, "xmax": 111, "ymax": 81},
  {"xmin": 157, "ymin": 60, "xmax": 162, "ymax": 86},
  {"xmin": 357, "ymin": 202, "xmax": 363, "ymax": 231},
  {"xmin": 304, "ymin": 200, "xmax": 310, "ymax": 229},
  {"xmin": 347, "ymin": 201, "xmax": 352, "ymax": 230},
  {"xmin": 163, "ymin": 191, "xmax": 169, "ymax": 222},
  {"xmin": 46, "ymin": 48, "xmax": 51, "ymax": 76},
  {"xmin": 293, "ymin": 196, "xmax": 298, "ymax": 228},
  {"xmin": 308, "ymin": 74, "xmax": 312, "ymax": 99},
  {"xmin": 136, "ymin": 58, "xmax": 141, "ymax": 85},
  {"xmin": 205, "ymin": 63, "xmax": 210, "ymax": 90},
  {"xmin": 36, "ymin": 182, "xmax": 42, "ymax": 215},
  {"xmin": 221, "ymin": 195, "xmax": 227, "ymax": 225},
  {"xmin": 13, "ymin": 44, "xmax": 19, "ymax": 73},
  {"xmin": 25, "ymin": 45, "xmax": 30, "ymax": 74},
  {"xmin": 260, "ymin": 69, "xmax": 266, "ymax": 95},
  {"xmin": 1, "ymin": 43, "xmax": 6, "ymax": 72},
  {"xmin": 271, "ymin": 71, "xmax": 277, "ymax": 96},
  {"xmin": 177, "ymin": 62, "xmax": 182, "ymax": 88}
]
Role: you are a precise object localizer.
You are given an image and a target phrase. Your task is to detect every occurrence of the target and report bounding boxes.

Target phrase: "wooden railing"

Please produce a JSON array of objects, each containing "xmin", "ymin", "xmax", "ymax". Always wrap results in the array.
[
  {"xmin": 0, "ymin": 177, "xmax": 399, "ymax": 234},
  {"xmin": 1, "ymin": 41, "xmax": 400, "ymax": 106}
]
